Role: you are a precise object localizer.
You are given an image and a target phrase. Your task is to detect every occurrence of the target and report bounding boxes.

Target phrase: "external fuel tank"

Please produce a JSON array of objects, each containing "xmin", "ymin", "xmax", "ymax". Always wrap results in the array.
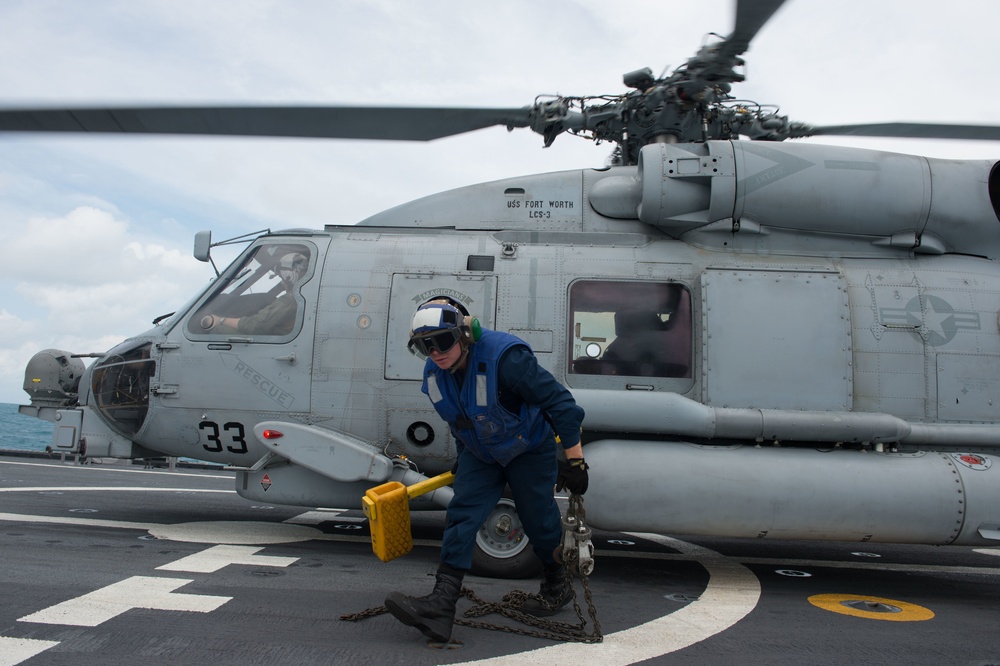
[{"xmin": 584, "ymin": 439, "xmax": 1000, "ymax": 546}]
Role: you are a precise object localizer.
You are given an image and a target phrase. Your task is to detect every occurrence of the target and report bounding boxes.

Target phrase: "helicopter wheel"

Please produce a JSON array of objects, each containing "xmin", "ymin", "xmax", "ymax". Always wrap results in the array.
[{"xmin": 470, "ymin": 497, "xmax": 542, "ymax": 579}]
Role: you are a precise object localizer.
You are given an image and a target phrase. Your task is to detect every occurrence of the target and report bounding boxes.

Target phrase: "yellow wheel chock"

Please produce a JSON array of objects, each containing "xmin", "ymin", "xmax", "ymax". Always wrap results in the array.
[{"xmin": 361, "ymin": 471, "xmax": 455, "ymax": 562}]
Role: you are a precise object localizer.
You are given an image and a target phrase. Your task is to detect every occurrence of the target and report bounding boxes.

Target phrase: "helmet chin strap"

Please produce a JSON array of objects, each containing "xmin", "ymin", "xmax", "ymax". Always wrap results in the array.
[{"xmin": 448, "ymin": 343, "xmax": 470, "ymax": 374}]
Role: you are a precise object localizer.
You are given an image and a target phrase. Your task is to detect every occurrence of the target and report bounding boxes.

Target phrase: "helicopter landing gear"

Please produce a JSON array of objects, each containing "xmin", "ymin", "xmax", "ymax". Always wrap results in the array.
[{"xmin": 470, "ymin": 498, "xmax": 542, "ymax": 579}]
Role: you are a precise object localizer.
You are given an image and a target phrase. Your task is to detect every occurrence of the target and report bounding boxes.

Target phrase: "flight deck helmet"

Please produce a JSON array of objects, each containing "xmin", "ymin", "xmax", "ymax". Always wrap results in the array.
[
  {"xmin": 276, "ymin": 252, "xmax": 308, "ymax": 285},
  {"xmin": 408, "ymin": 300, "xmax": 468, "ymax": 358}
]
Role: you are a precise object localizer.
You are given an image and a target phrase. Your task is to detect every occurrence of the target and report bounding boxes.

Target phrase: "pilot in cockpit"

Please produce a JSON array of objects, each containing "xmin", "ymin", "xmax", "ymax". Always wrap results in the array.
[{"xmin": 199, "ymin": 252, "xmax": 308, "ymax": 335}]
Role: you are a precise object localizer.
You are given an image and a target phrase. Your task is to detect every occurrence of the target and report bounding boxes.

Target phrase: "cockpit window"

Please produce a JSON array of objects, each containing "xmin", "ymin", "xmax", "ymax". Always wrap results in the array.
[
  {"xmin": 187, "ymin": 243, "xmax": 313, "ymax": 339},
  {"xmin": 569, "ymin": 280, "xmax": 692, "ymax": 378}
]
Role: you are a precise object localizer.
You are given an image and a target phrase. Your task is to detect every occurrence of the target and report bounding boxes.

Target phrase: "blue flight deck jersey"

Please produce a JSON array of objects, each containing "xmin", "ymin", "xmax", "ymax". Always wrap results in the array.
[{"xmin": 421, "ymin": 330, "xmax": 583, "ymax": 465}]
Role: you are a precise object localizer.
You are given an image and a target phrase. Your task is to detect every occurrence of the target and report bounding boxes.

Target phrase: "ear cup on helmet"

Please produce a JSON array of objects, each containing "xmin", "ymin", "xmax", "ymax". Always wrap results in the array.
[{"xmin": 463, "ymin": 315, "xmax": 482, "ymax": 342}]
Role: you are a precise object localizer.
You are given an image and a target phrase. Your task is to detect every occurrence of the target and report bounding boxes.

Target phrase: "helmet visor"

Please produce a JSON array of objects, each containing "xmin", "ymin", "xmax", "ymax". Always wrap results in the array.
[{"xmin": 408, "ymin": 328, "xmax": 462, "ymax": 358}]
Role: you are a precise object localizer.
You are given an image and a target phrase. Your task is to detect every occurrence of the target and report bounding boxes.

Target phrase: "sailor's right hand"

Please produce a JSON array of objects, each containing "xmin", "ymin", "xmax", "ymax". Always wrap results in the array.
[
  {"xmin": 200, "ymin": 314, "xmax": 219, "ymax": 330},
  {"xmin": 556, "ymin": 458, "xmax": 589, "ymax": 495}
]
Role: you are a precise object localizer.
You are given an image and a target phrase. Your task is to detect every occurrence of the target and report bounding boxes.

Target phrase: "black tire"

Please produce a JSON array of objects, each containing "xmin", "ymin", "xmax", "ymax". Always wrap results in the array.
[
  {"xmin": 468, "ymin": 498, "xmax": 543, "ymax": 579},
  {"xmin": 471, "ymin": 541, "xmax": 542, "ymax": 579}
]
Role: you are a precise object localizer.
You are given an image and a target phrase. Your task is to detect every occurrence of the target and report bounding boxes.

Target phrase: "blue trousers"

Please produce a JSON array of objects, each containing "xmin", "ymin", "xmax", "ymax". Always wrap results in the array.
[{"xmin": 441, "ymin": 439, "xmax": 562, "ymax": 571}]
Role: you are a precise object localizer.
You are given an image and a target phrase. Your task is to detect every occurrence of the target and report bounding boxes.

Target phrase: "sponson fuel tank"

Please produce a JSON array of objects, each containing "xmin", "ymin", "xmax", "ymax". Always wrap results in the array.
[{"xmin": 583, "ymin": 439, "xmax": 1000, "ymax": 546}]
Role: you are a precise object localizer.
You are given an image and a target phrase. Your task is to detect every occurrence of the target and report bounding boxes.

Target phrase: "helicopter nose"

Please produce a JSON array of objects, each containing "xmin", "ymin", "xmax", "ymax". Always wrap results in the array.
[{"xmin": 89, "ymin": 340, "xmax": 155, "ymax": 437}]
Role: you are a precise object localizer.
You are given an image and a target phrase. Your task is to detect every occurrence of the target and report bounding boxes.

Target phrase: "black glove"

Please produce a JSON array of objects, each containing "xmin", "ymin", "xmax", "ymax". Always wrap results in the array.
[{"xmin": 556, "ymin": 458, "xmax": 589, "ymax": 495}]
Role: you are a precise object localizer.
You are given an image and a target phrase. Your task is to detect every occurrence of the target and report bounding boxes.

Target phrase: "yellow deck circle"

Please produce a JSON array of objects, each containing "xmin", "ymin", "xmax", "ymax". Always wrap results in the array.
[{"xmin": 808, "ymin": 594, "xmax": 934, "ymax": 621}]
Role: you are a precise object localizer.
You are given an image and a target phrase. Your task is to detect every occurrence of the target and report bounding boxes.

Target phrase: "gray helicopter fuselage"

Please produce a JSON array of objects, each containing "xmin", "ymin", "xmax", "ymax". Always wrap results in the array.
[{"xmin": 23, "ymin": 140, "xmax": 1000, "ymax": 546}]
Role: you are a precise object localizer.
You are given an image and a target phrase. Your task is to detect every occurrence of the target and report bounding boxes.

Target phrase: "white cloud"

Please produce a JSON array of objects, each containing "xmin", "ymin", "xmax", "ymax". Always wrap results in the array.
[
  {"xmin": 0, "ymin": 310, "xmax": 35, "ymax": 348},
  {"xmin": 0, "ymin": 204, "xmax": 214, "ymax": 404},
  {"xmin": 7, "ymin": 208, "xmax": 126, "ymax": 280}
]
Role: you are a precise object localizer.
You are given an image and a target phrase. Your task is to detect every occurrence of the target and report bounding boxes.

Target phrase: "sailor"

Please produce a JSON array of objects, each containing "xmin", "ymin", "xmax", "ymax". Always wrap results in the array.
[
  {"xmin": 384, "ymin": 298, "xmax": 588, "ymax": 643},
  {"xmin": 201, "ymin": 252, "xmax": 307, "ymax": 335}
]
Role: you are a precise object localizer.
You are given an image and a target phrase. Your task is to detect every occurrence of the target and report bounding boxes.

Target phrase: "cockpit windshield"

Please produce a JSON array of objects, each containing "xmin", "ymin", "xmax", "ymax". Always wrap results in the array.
[{"xmin": 187, "ymin": 242, "xmax": 313, "ymax": 339}]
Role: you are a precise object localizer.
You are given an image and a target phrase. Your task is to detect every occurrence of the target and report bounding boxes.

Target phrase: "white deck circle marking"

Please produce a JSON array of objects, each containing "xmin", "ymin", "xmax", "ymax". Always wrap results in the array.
[
  {"xmin": 973, "ymin": 548, "xmax": 1000, "ymax": 557},
  {"xmin": 148, "ymin": 521, "xmax": 321, "ymax": 544},
  {"xmin": 452, "ymin": 532, "xmax": 761, "ymax": 665}
]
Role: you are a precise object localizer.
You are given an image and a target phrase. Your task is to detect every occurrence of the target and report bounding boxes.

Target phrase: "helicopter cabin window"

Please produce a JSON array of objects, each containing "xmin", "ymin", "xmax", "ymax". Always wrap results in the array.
[
  {"xmin": 569, "ymin": 281, "xmax": 692, "ymax": 379},
  {"xmin": 187, "ymin": 242, "xmax": 313, "ymax": 340}
]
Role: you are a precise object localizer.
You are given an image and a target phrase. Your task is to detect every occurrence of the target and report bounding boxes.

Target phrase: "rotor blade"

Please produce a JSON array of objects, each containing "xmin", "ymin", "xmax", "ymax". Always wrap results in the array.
[
  {"xmin": 791, "ymin": 122, "xmax": 1000, "ymax": 142},
  {"xmin": 719, "ymin": 0, "xmax": 788, "ymax": 58},
  {"xmin": 0, "ymin": 105, "xmax": 534, "ymax": 141}
]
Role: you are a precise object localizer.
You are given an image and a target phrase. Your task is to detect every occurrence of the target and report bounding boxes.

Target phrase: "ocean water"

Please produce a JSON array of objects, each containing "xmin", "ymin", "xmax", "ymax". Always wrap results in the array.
[
  {"xmin": 0, "ymin": 403, "xmax": 219, "ymax": 466},
  {"xmin": 1, "ymin": 402, "xmax": 54, "ymax": 452}
]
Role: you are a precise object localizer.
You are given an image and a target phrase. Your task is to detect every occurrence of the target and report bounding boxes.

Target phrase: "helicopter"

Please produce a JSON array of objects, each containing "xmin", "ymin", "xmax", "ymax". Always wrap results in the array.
[{"xmin": 8, "ymin": 0, "xmax": 1000, "ymax": 578}]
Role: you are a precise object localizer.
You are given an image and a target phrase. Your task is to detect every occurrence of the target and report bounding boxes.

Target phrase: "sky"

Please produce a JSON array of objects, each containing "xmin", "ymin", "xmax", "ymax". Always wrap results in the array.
[{"xmin": 1, "ymin": 0, "xmax": 999, "ymax": 405}]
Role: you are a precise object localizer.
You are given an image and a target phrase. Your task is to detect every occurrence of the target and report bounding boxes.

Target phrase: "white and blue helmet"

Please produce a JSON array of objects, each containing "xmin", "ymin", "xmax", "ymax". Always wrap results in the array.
[
  {"xmin": 408, "ymin": 300, "xmax": 469, "ymax": 359},
  {"xmin": 276, "ymin": 252, "xmax": 308, "ymax": 284},
  {"xmin": 410, "ymin": 301, "xmax": 463, "ymax": 335}
]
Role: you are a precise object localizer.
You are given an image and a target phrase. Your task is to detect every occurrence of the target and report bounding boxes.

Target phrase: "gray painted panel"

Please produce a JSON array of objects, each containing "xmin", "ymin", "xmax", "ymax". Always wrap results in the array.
[
  {"xmin": 703, "ymin": 270, "xmax": 851, "ymax": 410},
  {"xmin": 937, "ymin": 353, "xmax": 1000, "ymax": 422},
  {"xmin": 509, "ymin": 329, "xmax": 553, "ymax": 353},
  {"xmin": 853, "ymin": 350, "xmax": 927, "ymax": 418},
  {"xmin": 386, "ymin": 408, "xmax": 454, "ymax": 468},
  {"xmin": 385, "ymin": 273, "xmax": 497, "ymax": 381}
]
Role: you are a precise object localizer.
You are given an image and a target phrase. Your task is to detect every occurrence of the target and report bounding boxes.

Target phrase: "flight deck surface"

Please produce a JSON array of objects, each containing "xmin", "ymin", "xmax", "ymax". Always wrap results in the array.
[{"xmin": 2, "ymin": 453, "xmax": 999, "ymax": 665}]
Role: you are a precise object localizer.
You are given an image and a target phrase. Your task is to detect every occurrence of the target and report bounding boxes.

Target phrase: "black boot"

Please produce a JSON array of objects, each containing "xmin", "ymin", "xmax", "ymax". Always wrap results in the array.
[
  {"xmin": 519, "ymin": 562, "xmax": 571, "ymax": 616},
  {"xmin": 385, "ymin": 564, "xmax": 464, "ymax": 642}
]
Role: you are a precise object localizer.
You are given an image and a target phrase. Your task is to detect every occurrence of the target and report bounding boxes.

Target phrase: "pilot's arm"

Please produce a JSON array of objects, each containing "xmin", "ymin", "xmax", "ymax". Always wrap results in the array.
[
  {"xmin": 233, "ymin": 295, "xmax": 296, "ymax": 334},
  {"xmin": 200, "ymin": 314, "xmax": 240, "ymax": 333},
  {"xmin": 200, "ymin": 294, "xmax": 297, "ymax": 335}
]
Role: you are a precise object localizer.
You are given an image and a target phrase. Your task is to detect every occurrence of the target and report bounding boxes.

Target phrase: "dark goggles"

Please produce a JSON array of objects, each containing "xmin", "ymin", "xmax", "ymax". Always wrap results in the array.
[{"xmin": 408, "ymin": 328, "xmax": 462, "ymax": 357}]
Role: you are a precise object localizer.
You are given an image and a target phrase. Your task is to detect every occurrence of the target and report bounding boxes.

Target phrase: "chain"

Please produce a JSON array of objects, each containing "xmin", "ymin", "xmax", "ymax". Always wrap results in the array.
[
  {"xmin": 455, "ymin": 553, "xmax": 602, "ymax": 643},
  {"xmin": 341, "ymin": 495, "xmax": 601, "ymax": 643},
  {"xmin": 341, "ymin": 576, "xmax": 601, "ymax": 643},
  {"xmin": 340, "ymin": 604, "xmax": 389, "ymax": 622}
]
